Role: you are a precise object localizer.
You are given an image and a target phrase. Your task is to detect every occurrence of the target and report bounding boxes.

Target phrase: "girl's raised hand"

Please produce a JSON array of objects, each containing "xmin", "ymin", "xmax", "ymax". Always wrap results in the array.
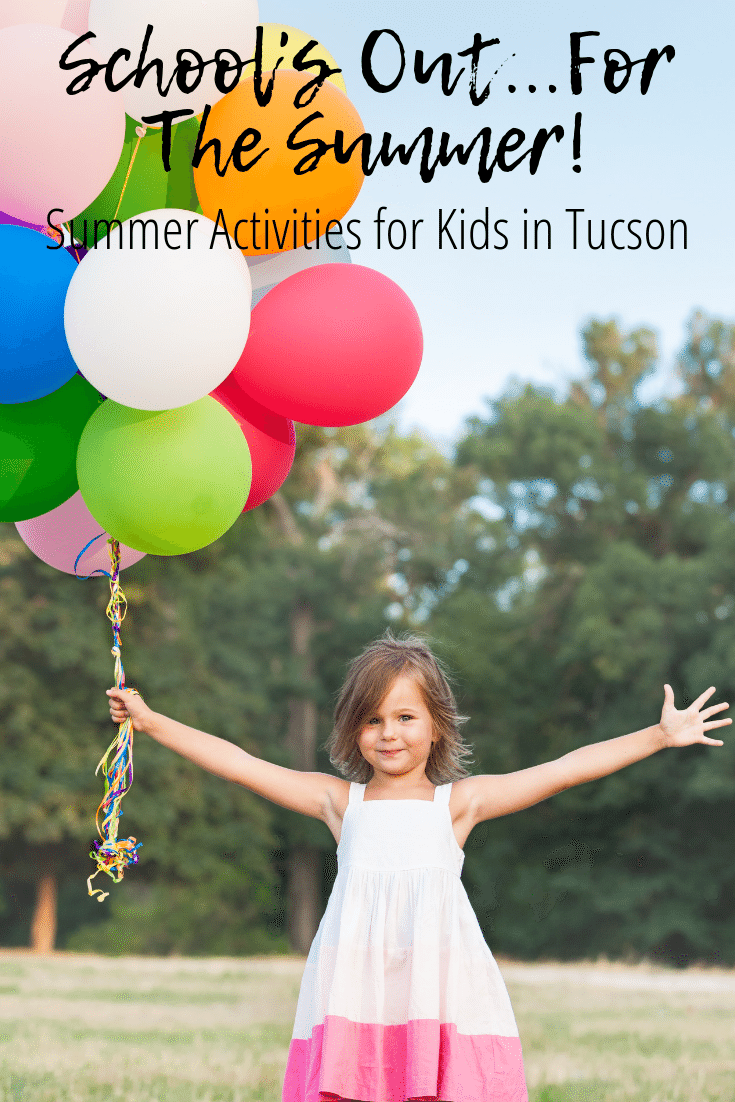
[
  {"xmin": 106, "ymin": 687, "xmax": 153, "ymax": 732},
  {"xmin": 660, "ymin": 684, "xmax": 731, "ymax": 748}
]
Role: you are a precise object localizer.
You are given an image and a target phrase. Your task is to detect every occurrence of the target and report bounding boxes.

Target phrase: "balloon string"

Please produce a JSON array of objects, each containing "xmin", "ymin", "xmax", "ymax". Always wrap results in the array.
[
  {"xmin": 41, "ymin": 220, "xmax": 81, "ymax": 263},
  {"xmin": 50, "ymin": 126, "xmax": 147, "ymax": 259},
  {"xmin": 87, "ymin": 538, "xmax": 142, "ymax": 902},
  {"xmin": 113, "ymin": 128, "xmax": 146, "ymax": 224},
  {"xmin": 74, "ymin": 533, "xmax": 112, "ymax": 580},
  {"xmin": 64, "ymin": 222, "xmax": 82, "ymax": 264}
]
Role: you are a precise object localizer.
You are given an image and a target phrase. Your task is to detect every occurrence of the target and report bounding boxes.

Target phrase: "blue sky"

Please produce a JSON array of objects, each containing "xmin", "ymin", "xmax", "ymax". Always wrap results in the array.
[{"xmin": 258, "ymin": 0, "xmax": 735, "ymax": 445}]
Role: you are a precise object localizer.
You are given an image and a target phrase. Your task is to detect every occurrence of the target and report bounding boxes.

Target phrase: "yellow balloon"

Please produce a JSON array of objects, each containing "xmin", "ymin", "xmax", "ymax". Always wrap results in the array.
[{"xmin": 245, "ymin": 23, "xmax": 347, "ymax": 95}]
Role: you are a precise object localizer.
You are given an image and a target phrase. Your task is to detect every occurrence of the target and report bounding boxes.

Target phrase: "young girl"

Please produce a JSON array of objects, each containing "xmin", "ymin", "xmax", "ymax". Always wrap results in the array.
[{"xmin": 107, "ymin": 633, "xmax": 730, "ymax": 1102}]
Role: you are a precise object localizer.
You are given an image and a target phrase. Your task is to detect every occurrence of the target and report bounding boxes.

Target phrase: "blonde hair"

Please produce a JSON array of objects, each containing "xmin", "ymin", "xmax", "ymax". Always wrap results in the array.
[{"xmin": 324, "ymin": 631, "xmax": 474, "ymax": 784}]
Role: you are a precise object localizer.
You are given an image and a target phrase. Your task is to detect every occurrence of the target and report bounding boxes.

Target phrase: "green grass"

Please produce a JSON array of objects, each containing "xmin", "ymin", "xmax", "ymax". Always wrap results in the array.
[
  {"xmin": 51, "ymin": 987, "xmax": 244, "ymax": 1004},
  {"xmin": 0, "ymin": 954, "xmax": 734, "ymax": 1102},
  {"xmin": 506, "ymin": 962, "xmax": 735, "ymax": 1102}
]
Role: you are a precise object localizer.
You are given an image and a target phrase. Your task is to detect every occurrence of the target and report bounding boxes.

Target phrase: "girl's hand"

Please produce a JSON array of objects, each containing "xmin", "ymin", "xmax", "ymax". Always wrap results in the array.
[
  {"xmin": 660, "ymin": 684, "xmax": 731, "ymax": 748},
  {"xmin": 106, "ymin": 687, "xmax": 153, "ymax": 733}
]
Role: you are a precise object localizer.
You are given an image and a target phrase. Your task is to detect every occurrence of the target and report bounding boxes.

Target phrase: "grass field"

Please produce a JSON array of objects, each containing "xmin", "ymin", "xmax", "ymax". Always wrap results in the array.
[{"xmin": 1, "ymin": 952, "xmax": 734, "ymax": 1102}]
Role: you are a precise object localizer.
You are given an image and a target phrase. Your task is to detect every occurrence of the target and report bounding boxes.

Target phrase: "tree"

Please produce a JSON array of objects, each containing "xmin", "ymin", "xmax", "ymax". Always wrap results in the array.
[
  {"xmin": 0, "ymin": 525, "xmax": 284, "ymax": 953},
  {"xmin": 444, "ymin": 316, "xmax": 735, "ymax": 965}
]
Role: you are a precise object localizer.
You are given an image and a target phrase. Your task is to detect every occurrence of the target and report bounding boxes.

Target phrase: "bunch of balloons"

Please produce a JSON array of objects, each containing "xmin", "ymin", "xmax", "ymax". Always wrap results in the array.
[
  {"xmin": 1, "ymin": 0, "xmax": 424, "ymax": 564},
  {"xmin": 1, "ymin": 0, "xmax": 424, "ymax": 890}
]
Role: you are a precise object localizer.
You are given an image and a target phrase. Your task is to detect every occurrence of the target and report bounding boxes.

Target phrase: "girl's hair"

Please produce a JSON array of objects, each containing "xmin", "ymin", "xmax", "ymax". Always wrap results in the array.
[{"xmin": 325, "ymin": 631, "xmax": 474, "ymax": 784}]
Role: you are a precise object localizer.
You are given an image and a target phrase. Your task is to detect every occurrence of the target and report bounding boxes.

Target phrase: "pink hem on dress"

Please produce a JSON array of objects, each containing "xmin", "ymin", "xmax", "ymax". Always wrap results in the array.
[{"xmin": 283, "ymin": 1015, "xmax": 528, "ymax": 1102}]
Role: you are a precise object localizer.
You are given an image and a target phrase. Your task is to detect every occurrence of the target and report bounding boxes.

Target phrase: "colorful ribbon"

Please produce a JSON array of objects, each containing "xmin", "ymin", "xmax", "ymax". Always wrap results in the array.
[{"xmin": 87, "ymin": 538, "xmax": 142, "ymax": 902}]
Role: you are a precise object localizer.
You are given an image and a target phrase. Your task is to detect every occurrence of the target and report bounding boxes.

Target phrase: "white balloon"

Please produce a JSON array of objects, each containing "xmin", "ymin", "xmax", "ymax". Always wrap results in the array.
[
  {"xmin": 64, "ymin": 210, "xmax": 252, "ymax": 411},
  {"xmin": 88, "ymin": 0, "xmax": 259, "ymax": 123},
  {"xmin": 248, "ymin": 234, "xmax": 353, "ymax": 307}
]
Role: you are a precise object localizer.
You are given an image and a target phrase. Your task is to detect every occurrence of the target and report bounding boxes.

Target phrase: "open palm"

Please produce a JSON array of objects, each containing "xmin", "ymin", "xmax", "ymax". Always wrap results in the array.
[{"xmin": 660, "ymin": 684, "xmax": 731, "ymax": 748}]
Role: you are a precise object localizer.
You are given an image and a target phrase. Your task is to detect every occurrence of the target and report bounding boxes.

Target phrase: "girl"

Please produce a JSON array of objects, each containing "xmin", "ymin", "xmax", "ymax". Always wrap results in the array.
[{"xmin": 107, "ymin": 633, "xmax": 730, "ymax": 1102}]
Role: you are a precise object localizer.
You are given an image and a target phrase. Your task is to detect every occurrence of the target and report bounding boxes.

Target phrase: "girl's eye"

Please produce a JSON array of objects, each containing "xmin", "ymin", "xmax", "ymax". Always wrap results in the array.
[
  {"xmin": 400, "ymin": 714, "xmax": 414, "ymax": 722},
  {"xmin": 367, "ymin": 717, "xmax": 380, "ymax": 725}
]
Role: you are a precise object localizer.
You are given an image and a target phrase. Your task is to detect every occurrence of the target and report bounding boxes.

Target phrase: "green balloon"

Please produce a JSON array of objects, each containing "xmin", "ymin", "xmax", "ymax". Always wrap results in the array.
[
  {"xmin": 73, "ymin": 114, "xmax": 203, "ymax": 246},
  {"xmin": 0, "ymin": 376, "xmax": 103, "ymax": 522},
  {"xmin": 76, "ymin": 398, "xmax": 252, "ymax": 556}
]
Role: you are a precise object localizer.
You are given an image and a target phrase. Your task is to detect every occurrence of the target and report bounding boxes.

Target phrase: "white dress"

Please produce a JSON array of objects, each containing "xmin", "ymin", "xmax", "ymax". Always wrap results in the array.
[{"xmin": 282, "ymin": 781, "xmax": 528, "ymax": 1102}]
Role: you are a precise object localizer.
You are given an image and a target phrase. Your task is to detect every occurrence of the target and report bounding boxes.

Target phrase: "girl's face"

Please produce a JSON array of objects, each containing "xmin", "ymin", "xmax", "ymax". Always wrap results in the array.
[{"xmin": 357, "ymin": 674, "xmax": 437, "ymax": 778}]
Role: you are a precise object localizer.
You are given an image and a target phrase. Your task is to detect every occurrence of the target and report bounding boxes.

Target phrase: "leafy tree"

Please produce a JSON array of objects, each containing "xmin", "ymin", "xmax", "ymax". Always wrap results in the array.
[
  {"xmin": 444, "ymin": 315, "xmax": 735, "ymax": 965},
  {"xmin": 0, "ymin": 527, "xmax": 285, "ymax": 953}
]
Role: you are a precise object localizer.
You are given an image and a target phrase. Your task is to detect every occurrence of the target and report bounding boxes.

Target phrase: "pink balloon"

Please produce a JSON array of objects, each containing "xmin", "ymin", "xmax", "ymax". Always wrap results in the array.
[
  {"xmin": 0, "ymin": 24, "xmax": 125, "ymax": 224},
  {"xmin": 0, "ymin": 1, "xmax": 67, "ymax": 28},
  {"xmin": 212, "ymin": 380, "xmax": 296, "ymax": 511},
  {"xmin": 15, "ymin": 491, "xmax": 146, "ymax": 575},
  {"xmin": 0, "ymin": 1, "xmax": 88, "ymax": 31},
  {"xmin": 61, "ymin": 1, "xmax": 90, "ymax": 35},
  {"xmin": 229, "ymin": 265, "xmax": 424, "ymax": 428}
]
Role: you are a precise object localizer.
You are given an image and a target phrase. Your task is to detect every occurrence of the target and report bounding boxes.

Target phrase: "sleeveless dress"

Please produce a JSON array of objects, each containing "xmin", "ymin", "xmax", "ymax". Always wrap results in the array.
[{"xmin": 282, "ymin": 782, "xmax": 528, "ymax": 1102}]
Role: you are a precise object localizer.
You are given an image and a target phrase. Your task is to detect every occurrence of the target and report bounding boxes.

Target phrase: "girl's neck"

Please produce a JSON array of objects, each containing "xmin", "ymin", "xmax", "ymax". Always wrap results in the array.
[{"xmin": 365, "ymin": 774, "xmax": 435, "ymax": 799}]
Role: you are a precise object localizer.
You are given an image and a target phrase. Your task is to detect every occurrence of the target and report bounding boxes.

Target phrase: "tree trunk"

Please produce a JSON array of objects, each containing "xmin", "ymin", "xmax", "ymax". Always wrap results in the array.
[
  {"xmin": 270, "ymin": 493, "xmax": 324, "ymax": 954},
  {"xmin": 287, "ymin": 845, "xmax": 321, "ymax": 955},
  {"xmin": 285, "ymin": 599, "xmax": 322, "ymax": 954},
  {"xmin": 30, "ymin": 871, "xmax": 57, "ymax": 953}
]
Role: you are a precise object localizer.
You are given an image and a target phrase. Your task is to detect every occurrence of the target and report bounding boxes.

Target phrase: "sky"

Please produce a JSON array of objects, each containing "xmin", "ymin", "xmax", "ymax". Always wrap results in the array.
[{"xmin": 258, "ymin": 0, "xmax": 735, "ymax": 446}]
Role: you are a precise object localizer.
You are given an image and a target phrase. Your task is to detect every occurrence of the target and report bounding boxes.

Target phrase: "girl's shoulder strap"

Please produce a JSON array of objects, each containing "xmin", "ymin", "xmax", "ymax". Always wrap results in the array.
[
  {"xmin": 348, "ymin": 782, "xmax": 366, "ymax": 805},
  {"xmin": 434, "ymin": 782, "xmax": 452, "ymax": 805}
]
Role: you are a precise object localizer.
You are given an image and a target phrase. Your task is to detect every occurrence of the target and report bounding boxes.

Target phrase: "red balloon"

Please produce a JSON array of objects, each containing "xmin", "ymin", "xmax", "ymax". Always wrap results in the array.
[
  {"xmin": 212, "ymin": 378, "xmax": 295, "ymax": 511},
  {"xmin": 230, "ymin": 264, "xmax": 423, "ymax": 427}
]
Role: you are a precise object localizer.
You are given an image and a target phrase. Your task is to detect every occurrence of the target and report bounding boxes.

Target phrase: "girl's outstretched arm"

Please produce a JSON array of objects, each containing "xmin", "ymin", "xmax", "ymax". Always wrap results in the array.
[
  {"xmin": 106, "ymin": 687, "xmax": 347, "ymax": 820},
  {"xmin": 462, "ymin": 684, "xmax": 730, "ymax": 826}
]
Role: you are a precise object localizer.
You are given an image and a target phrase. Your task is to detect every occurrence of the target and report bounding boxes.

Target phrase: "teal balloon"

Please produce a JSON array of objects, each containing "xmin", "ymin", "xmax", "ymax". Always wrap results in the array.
[
  {"xmin": 0, "ymin": 374, "xmax": 103, "ymax": 521},
  {"xmin": 76, "ymin": 398, "xmax": 252, "ymax": 556}
]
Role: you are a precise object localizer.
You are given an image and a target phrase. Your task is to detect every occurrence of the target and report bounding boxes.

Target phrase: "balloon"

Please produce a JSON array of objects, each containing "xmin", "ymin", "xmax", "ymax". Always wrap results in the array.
[
  {"xmin": 248, "ymin": 232, "xmax": 352, "ymax": 307},
  {"xmin": 64, "ymin": 210, "xmax": 252, "ymax": 411},
  {"xmin": 242, "ymin": 24, "xmax": 346, "ymax": 94},
  {"xmin": 77, "ymin": 398, "xmax": 251, "ymax": 556},
  {"xmin": 1, "ymin": 211, "xmax": 87, "ymax": 261},
  {"xmin": 212, "ymin": 381, "xmax": 295, "ymax": 510},
  {"xmin": 15, "ymin": 492, "xmax": 145, "ymax": 576},
  {"xmin": 88, "ymin": 0, "xmax": 259, "ymax": 123},
  {"xmin": 194, "ymin": 70, "xmax": 365, "ymax": 256},
  {"xmin": 74, "ymin": 115, "xmax": 202, "ymax": 244},
  {"xmin": 228, "ymin": 264, "xmax": 424, "ymax": 427},
  {"xmin": 0, "ymin": 226, "xmax": 79, "ymax": 404},
  {"xmin": 61, "ymin": 1, "xmax": 90, "ymax": 35},
  {"xmin": 0, "ymin": 210, "xmax": 40, "ymax": 230},
  {"xmin": 0, "ymin": 24, "xmax": 126, "ymax": 224},
  {"xmin": 0, "ymin": 374, "xmax": 102, "ymax": 522},
  {"xmin": 0, "ymin": 1, "xmax": 86, "ymax": 30}
]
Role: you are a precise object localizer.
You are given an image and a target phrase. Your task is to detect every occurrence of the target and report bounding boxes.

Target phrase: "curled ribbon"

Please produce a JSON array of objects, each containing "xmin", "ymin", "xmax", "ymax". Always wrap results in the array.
[{"xmin": 86, "ymin": 539, "xmax": 142, "ymax": 901}]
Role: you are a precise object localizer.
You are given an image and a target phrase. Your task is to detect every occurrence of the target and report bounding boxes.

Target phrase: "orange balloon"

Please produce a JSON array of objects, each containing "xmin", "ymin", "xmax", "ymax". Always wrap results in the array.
[{"xmin": 194, "ymin": 70, "xmax": 365, "ymax": 256}]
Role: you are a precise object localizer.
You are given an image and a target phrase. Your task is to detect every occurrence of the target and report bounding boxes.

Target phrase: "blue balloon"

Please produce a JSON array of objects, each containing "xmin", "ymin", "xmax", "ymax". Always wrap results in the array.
[{"xmin": 0, "ymin": 225, "xmax": 79, "ymax": 404}]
